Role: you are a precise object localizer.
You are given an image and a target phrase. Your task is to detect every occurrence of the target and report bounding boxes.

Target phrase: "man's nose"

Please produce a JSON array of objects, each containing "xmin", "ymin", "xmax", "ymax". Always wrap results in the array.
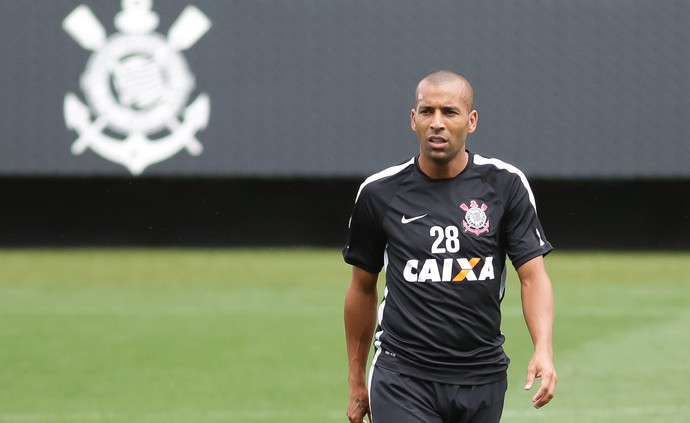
[{"xmin": 430, "ymin": 111, "xmax": 444, "ymax": 129}]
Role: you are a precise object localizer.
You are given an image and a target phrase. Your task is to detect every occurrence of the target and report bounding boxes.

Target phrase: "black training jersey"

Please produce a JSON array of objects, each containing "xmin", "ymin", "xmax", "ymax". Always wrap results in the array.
[{"xmin": 343, "ymin": 151, "xmax": 553, "ymax": 385}]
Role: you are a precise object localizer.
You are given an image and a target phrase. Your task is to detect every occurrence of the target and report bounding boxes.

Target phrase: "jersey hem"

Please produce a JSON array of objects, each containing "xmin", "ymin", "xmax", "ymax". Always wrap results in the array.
[
  {"xmin": 373, "ymin": 360, "xmax": 508, "ymax": 386},
  {"xmin": 511, "ymin": 246, "xmax": 553, "ymax": 270},
  {"xmin": 343, "ymin": 254, "xmax": 382, "ymax": 274}
]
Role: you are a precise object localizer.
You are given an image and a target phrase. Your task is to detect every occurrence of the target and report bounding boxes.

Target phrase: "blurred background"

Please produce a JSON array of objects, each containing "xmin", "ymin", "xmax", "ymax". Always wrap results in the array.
[
  {"xmin": 1, "ymin": 2, "xmax": 689, "ymax": 422},
  {"xmin": 1, "ymin": 0, "xmax": 688, "ymax": 248}
]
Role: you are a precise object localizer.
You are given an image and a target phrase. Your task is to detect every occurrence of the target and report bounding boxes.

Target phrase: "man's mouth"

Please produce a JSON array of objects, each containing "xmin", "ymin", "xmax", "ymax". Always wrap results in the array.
[{"xmin": 427, "ymin": 136, "xmax": 448, "ymax": 149}]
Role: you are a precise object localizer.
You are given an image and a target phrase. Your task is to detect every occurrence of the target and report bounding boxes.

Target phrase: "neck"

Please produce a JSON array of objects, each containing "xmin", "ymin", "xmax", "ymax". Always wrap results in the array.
[{"xmin": 418, "ymin": 150, "xmax": 469, "ymax": 179}]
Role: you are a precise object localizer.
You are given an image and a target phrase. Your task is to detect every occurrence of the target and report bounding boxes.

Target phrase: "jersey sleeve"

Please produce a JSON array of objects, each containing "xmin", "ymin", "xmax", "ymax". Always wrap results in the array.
[
  {"xmin": 342, "ymin": 186, "xmax": 387, "ymax": 274},
  {"xmin": 503, "ymin": 175, "xmax": 553, "ymax": 269}
]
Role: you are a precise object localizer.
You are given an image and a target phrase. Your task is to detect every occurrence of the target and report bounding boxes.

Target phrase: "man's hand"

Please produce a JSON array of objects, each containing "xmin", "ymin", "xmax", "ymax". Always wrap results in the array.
[
  {"xmin": 517, "ymin": 256, "xmax": 557, "ymax": 409},
  {"xmin": 344, "ymin": 267, "xmax": 378, "ymax": 423},
  {"xmin": 524, "ymin": 350, "xmax": 557, "ymax": 409},
  {"xmin": 346, "ymin": 387, "xmax": 371, "ymax": 423}
]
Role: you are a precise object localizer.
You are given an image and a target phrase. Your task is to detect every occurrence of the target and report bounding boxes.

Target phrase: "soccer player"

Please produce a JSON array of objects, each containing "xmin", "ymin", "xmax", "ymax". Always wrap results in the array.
[{"xmin": 343, "ymin": 70, "xmax": 557, "ymax": 423}]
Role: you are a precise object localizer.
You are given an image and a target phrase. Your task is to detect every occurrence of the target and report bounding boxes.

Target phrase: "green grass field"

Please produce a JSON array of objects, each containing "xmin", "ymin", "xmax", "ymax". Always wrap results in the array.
[{"xmin": 1, "ymin": 249, "xmax": 689, "ymax": 422}]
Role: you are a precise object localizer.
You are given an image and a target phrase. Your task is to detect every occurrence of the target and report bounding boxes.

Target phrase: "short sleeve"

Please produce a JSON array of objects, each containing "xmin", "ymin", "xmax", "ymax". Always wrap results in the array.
[
  {"xmin": 342, "ymin": 187, "xmax": 387, "ymax": 274},
  {"xmin": 503, "ymin": 176, "xmax": 553, "ymax": 269}
]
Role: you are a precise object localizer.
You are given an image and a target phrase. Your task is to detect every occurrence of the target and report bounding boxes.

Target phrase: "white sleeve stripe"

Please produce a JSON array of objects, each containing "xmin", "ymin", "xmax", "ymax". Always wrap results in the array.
[
  {"xmin": 473, "ymin": 154, "xmax": 538, "ymax": 212},
  {"xmin": 354, "ymin": 158, "xmax": 415, "ymax": 203}
]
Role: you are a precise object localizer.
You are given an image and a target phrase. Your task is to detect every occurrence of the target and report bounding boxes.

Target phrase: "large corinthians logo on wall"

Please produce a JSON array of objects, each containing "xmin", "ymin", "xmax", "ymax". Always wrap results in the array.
[{"xmin": 63, "ymin": 0, "xmax": 211, "ymax": 175}]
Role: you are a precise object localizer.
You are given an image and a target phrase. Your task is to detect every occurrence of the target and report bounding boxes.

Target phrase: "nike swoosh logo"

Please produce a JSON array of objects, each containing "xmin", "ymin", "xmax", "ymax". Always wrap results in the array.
[{"xmin": 401, "ymin": 214, "xmax": 428, "ymax": 224}]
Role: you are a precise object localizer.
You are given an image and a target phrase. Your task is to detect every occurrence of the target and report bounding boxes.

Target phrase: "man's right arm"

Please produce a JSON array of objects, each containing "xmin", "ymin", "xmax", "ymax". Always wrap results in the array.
[{"xmin": 344, "ymin": 266, "xmax": 379, "ymax": 423}]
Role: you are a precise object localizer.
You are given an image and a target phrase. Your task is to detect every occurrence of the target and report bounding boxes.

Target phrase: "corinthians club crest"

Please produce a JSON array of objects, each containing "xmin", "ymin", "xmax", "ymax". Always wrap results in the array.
[
  {"xmin": 460, "ymin": 200, "xmax": 490, "ymax": 236},
  {"xmin": 63, "ymin": 0, "xmax": 211, "ymax": 175}
]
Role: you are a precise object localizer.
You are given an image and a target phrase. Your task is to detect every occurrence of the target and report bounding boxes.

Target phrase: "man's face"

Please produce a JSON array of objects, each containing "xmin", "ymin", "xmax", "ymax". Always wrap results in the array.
[{"xmin": 410, "ymin": 79, "xmax": 478, "ymax": 167}]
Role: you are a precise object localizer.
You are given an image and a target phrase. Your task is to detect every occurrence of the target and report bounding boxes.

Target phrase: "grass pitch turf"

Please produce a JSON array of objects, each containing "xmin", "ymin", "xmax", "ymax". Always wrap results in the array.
[{"xmin": 0, "ymin": 249, "xmax": 688, "ymax": 422}]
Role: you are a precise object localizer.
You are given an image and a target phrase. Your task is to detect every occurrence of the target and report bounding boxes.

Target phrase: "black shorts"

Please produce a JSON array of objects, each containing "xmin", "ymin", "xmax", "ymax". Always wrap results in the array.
[{"xmin": 369, "ymin": 366, "xmax": 507, "ymax": 423}]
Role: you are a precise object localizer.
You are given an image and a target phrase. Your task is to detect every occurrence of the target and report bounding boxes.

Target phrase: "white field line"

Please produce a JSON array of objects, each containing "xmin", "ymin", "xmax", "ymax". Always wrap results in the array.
[
  {"xmin": 0, "ymin": 305, "xmax": 686, "ymax": 318},
  {"xmin": 0, "ymin": 305, "xmax": 337, "ymax": 317},
  {"xmin": 1, "ymin": 406, "xmax": 688, "ymax": 422},
  {"xmin": 501, "ymin": 404, "xmax": 690, "ymax": 418},
  {"xmin": 501, "ymin": 306, "xmax": 689, "ymax": 318}
]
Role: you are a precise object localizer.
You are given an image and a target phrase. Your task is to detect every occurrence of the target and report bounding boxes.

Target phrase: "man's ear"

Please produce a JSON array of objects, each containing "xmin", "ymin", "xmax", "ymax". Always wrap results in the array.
[{"xmin": 468, "ymin": 110, "xmax": 478, "ymax": 133}]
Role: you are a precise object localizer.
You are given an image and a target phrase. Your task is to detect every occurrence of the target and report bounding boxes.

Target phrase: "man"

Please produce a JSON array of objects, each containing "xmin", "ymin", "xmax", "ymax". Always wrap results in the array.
[{"xmin": 343, "ymin": 70, "xmax": 557, "ymax": 423}]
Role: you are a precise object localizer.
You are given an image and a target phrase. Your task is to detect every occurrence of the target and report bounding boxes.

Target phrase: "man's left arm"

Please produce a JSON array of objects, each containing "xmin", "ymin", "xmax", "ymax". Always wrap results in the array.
[{"xmin": 517, "ymin": 255, "xmax": 557, "ymax": 409}]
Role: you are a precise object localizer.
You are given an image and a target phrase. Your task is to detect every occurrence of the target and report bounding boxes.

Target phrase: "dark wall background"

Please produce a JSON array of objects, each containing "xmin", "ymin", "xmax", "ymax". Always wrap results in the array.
[
  {"xmin": 2, "ymin": 178, "xmax": 688, "ymax": 249},
  {"xmin": 1, "ymin": 1, "xmax": 689, "ymax": 248},
  {"xmin": 1, "ymin": 0, "xmax": 690, "ymax": 178}
]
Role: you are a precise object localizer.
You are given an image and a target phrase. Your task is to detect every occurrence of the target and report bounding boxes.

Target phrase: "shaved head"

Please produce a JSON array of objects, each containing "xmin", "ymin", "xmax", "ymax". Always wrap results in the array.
[{"xmin": 415, "ymin": 70, "xmax": 474, "ymax": 110}]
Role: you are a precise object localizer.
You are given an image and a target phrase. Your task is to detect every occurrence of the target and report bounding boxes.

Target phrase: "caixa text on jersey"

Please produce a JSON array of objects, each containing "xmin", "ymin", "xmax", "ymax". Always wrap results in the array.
[{"xmin": 402, "ymin": 257, "xmax": 495, "ymax": 283}]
